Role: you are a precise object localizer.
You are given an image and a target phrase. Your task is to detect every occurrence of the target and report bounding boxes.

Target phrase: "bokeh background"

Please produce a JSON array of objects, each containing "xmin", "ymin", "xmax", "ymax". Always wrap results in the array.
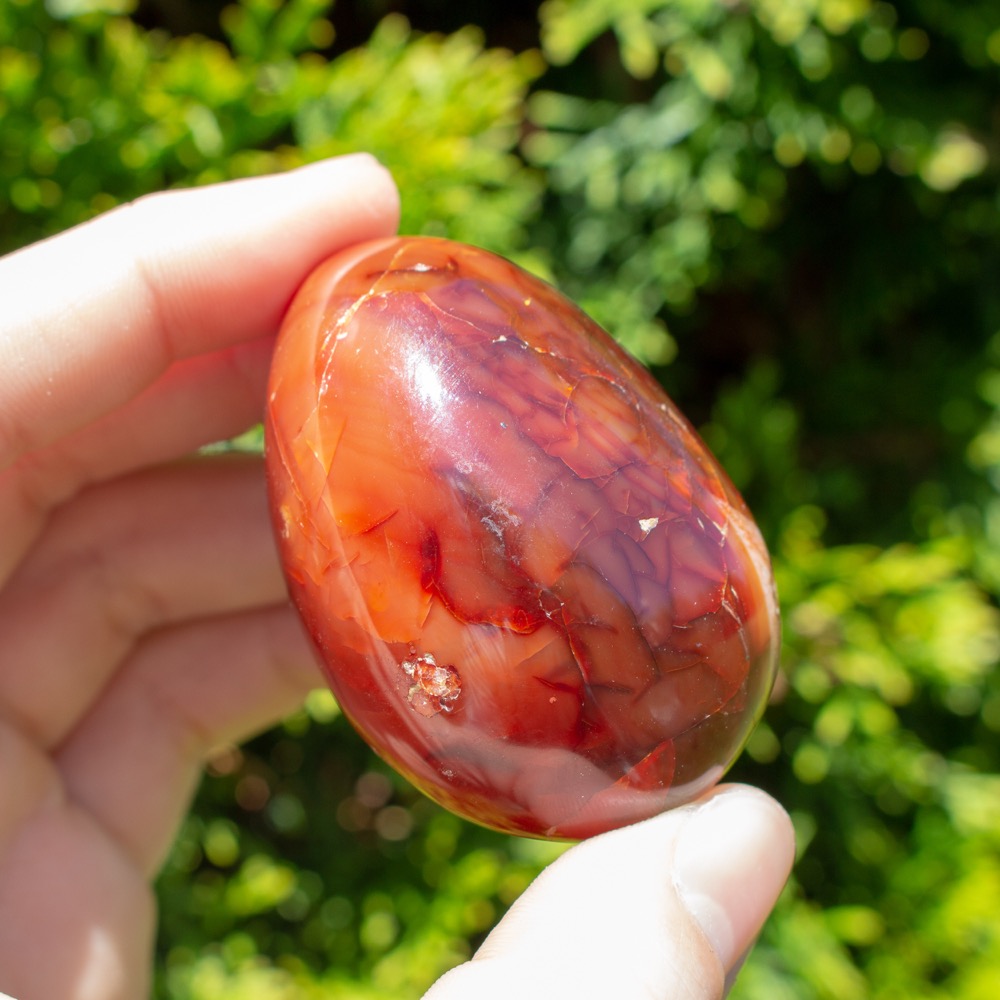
[{"xmin": 3, "ymin": 0, "xmax": 1000, "ymax": 996}]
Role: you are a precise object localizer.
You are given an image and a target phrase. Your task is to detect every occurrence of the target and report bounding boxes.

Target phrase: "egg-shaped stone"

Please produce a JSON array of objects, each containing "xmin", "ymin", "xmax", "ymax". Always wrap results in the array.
[{"xmin": 265, "ymin": 236, "xmax": 779, "ymax": 839}]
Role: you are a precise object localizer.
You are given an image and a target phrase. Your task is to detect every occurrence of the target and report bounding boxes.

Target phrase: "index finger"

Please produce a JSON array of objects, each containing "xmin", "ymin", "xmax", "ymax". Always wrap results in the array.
[{"xmin": 0, "ymin": 153, "xmax": 400, "ymax": 470}]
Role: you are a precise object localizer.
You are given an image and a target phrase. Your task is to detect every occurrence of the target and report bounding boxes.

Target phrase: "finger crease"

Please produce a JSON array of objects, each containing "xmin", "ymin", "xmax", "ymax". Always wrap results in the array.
[{"xmin": 140, "ymin": 654, "xmax": 218, "ymax": 764}]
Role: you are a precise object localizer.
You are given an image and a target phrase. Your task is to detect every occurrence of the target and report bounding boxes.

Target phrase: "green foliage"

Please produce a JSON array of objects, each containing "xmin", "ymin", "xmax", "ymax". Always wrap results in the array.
[
  {"xmin": 734, "ymin": 509, "xmax": 1000, "ymax": 997},
  {"xmin": 292, "ymin": 14, "xmax": 543, "ymax": 246},
  {"xmin": 3, "ymin": 0, "xmax": 999, "ymax": 997},
  {"xmin": 0, "ymin": 0, "xmax": 540, "ymax": 254},
  {"xmin": 529, "ymin": 0, "xmax": 1000, "ymax": 544}
]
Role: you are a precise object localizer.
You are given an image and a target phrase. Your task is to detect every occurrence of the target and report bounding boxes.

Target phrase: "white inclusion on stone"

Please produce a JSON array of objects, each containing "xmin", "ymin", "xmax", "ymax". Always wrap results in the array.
[
  {"xmin": 401, "ymin": 652, "xmax": 462, "ymax": 716},
  {"xmin": 638, "ymin": 516, "xmax": 660, "ymax": 537},
  {"xmin": 481, "ymin": 499, "xmax": 522, "ymax": 541}
]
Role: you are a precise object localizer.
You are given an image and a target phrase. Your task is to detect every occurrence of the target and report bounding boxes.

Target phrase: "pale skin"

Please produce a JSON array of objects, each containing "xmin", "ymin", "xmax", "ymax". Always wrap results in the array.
[{"xmin": 0, "ymin": 153, "xmax": 795, "ymax": 1000}]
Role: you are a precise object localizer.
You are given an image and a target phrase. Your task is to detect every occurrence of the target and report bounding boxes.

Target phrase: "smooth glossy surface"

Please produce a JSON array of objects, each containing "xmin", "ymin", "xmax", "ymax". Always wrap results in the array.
[{"xmin": 265, "ymin": 236, "xmax": 779, "ymax": 839}]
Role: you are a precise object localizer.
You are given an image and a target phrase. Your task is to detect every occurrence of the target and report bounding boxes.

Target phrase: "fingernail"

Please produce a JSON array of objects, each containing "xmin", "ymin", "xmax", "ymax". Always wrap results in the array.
[{"xmin": 672, "ymin": 787, "xmax": 793, "ymax": 970}]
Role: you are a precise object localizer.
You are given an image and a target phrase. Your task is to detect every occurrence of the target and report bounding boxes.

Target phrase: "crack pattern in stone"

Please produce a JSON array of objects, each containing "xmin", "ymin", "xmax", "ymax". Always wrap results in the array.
[{"xmin": 265, "ymin": 236, "xmax": 780, "ymax": 840}]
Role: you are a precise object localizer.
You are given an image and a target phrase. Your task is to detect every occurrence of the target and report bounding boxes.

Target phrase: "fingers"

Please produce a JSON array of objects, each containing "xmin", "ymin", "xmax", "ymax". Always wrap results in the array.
[
  {"xmin": 13, "ymin": 333, "xmax": 274, "ymax": 511},
  {"xmin": 0, "ymin": 788, "xmax": 155, "ymax": 1000},
  {"xmin": 669, "ymin": 788, "xmax": 792, "ymax": 986},
  {"xmin": 1, "ymin": 448, "xmax": 323, "ymax": 876},
  {"xmin": 0, "ymin": 153, "xmax": 399, "ymax": 471},
  {"xmin": 0, "ymin": 722, "xmax": 62, "ymax": 860},
  {"xmin": 0, "ymin": 455, "xmax": 288, "ymax": 747},
  {"xmin": 0, "ymin": 335, "xmax": 273, "ymax": 582},
  {"xmin": 54, "ymin": 602, "xmax": 320, "ymax": 877},
  {"xmin": 0, "ymin": 154, "xmax": 398, "ymax": 585},
  {"xmin": 424, "ymin": 786, "xmax": 794, "ymax": 1000}
]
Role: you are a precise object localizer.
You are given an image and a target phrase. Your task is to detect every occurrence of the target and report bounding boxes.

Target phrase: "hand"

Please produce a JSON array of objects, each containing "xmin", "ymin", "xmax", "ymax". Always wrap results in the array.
[
  {"xmin": 0, "ymin": 154, "xmax": 400, "ymax": 999},
  {"xmin": 425, "ymin": 785, "xmax": 794, "ymax": 1000},
  {"xmin": 0, "ymin": 157, "xmax": 794, "ymax": 1000}
]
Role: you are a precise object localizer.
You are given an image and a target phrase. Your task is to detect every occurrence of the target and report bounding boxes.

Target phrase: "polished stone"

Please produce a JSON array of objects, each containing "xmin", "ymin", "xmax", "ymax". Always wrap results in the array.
[{"xmin": 265, "ymin": 236, "xmax": 780, "ymax": 839}]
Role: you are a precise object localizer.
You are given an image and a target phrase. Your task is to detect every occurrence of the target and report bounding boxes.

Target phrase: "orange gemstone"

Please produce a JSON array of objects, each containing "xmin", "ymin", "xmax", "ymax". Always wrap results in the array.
[{"xmin": 265, "ymin": 236, "xmax": 780, "ymax": 839}]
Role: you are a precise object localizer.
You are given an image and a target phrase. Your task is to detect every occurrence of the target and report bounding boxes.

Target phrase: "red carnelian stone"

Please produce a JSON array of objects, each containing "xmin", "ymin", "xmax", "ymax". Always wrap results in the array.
[{"xmin": 265, "ymin": 236, "xmax": 780, "ymax": 840}]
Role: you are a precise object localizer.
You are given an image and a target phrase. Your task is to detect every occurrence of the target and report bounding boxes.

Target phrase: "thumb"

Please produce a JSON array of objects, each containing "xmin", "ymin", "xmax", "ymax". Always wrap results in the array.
[{"xmin": 423, "ymin": 784, "xmax": 794, "ymax": 1000}]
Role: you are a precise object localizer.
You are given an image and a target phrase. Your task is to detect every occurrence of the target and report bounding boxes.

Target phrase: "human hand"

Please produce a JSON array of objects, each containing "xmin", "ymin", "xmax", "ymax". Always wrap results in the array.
[
  {"xmin": 0, "ymin": 156, "xmax": 794, "ymax": 1000},
  {"xmin": 0, "ymin": 154, "xmax": 400, "ymax": 999},
  {"xmin": 425, "ymin": 784, "xmax": 794, "ymax": 1000}
]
